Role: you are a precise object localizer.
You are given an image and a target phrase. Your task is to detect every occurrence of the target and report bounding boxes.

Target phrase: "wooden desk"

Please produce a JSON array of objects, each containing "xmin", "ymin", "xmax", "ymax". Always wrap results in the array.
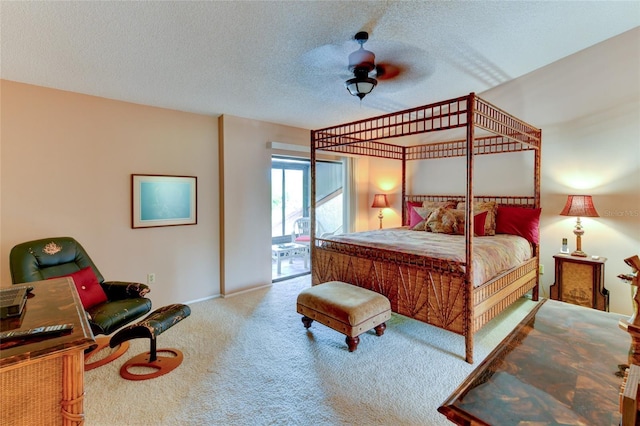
[
  {"xmin": 0, "ymin": 278, "xmax": 95, "ymax": 425},
  {"xmin": 438, "ymin": 298, "xmax": 628, "ymax": 425}
]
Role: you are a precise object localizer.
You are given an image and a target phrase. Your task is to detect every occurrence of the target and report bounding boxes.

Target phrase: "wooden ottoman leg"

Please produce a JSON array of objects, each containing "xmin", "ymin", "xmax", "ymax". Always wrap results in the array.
[
  {"xmin": 301, "ymin": 316, "xmax": 313, "ymax": 329},
  {"xmin": 84, "ymin": 336, "xmax": 130, "ymax": 371},
  {"xmin": 374, "ymin": 322, "xmax": 386, "ymax": 336},
  {"xmin": 346, "ymin": 335, "xmax": 360, "ymax": 352}
]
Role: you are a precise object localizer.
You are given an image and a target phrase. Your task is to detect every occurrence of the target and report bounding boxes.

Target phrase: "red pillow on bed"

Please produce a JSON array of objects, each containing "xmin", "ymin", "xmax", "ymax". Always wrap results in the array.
[
  {"xmin": 474, "ymin": 211, "xmax": 488, "ymax": 237},
  {"xmin": 496, "ymin": 207, "xmax": 542, "ymax": 244},
  {"xmin": 452, "ymin": 210, "xmax": 488, "ymax": 236}
]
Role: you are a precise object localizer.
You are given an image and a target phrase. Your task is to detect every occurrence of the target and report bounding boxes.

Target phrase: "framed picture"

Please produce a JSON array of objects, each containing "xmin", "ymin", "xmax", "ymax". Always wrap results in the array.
[{"xmin": 131, "ymin": 174, "xmax": 197, "ymax": 228}]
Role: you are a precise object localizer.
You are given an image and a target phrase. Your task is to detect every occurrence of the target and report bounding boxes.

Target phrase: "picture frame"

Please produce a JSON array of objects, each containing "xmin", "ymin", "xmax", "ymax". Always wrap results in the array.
[{"xmin": 131, "ymin": 174, "xmax": 197, "ymax": 228}]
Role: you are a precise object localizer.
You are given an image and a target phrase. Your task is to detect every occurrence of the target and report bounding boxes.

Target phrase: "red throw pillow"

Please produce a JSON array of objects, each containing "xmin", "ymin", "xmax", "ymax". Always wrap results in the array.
[
  {"xmin": 496, "ymin": 207, "xmax": 542, "ymax": 244},
  {"xmin": 51, "ymin": 266, "xmax": 107, "ymax": 309},
  {"xmin": 452, "ymin": 210, "xmax": 488, "ymax": 236},
  {"xmin": 474, "ymin": 211, "xmax": 488, "ymax": 237}
]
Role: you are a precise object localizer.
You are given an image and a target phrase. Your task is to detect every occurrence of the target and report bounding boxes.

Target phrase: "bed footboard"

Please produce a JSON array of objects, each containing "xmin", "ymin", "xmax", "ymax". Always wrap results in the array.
[
  {"xmin": 472, "ymin": 257, "xmax": 538, "ymax": 333},
  {"xmin": 312, "ymin": 245, "xmax": 469, "ymax": 335},
  {"xmin": 312, "ymin": 244, "xmax": 539, "ymax": 362}
]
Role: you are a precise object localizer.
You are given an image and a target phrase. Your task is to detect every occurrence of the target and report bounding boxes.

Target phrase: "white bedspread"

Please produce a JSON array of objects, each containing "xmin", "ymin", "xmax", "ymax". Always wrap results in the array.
[{"xmin": 320, "ymin": 228, "xmax": 533, "ymax": 287}]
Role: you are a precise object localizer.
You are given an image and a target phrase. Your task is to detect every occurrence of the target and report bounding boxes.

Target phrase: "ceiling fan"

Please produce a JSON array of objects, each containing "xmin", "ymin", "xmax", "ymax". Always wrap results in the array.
[
  {"xmin": 299, "ymin": 30, "xmax": 432, "ymax": 104},
  {"xmin": 345, "ymin": 31, "xmax": 378, "ymax": 100},
  {"xmin": 343, "ymin": 31, "xmax": 429, "ymax": 101}
]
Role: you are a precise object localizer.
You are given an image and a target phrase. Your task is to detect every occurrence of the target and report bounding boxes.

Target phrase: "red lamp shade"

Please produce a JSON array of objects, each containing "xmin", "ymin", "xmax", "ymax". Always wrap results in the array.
[
  {"xmin": 371, "ymin": 194, "xmax": 390, "ymax": 229},
  {"xmin": 371, "ymin": 194, "xmax": 390, "ymax": 209},
  {"xmin": 560, "ymin": 195, "xmax": 599, "ymax": 257},
  {"xmin": 559, "ymin": 195, "xmax": 599, "ymax": 217}
]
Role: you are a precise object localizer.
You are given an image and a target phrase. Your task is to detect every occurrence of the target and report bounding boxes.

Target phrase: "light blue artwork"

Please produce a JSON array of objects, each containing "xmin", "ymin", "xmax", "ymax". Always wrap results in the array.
[{"xmin": 140, "ymin": 181, "xmax": 191, "ymax": 221}]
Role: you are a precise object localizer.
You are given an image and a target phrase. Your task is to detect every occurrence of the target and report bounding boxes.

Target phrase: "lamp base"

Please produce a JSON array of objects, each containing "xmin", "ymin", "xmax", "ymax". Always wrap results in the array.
[{"xmin": 571, "ymin": 250, "xmax": 588, "ymax": 257}]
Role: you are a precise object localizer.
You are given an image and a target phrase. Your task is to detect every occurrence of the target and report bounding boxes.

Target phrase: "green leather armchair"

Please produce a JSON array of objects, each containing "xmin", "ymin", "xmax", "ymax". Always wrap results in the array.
[{"xmin": 9, "ymin": 237, "xmax": 152, "ymax": 336}]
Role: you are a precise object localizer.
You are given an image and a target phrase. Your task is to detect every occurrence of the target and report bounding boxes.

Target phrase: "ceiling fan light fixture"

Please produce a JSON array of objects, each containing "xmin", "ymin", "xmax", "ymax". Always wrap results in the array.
[
  {"xmin": 344, "ymin": 31, "xmax": 379, "ymax": 100},
  {"xmin": 345, "ymin": 76, "xmax": 377, "ymax": 100},
  {"xmin": 348, "ymin": 47, "xmax": 375, "ymax": 73}
]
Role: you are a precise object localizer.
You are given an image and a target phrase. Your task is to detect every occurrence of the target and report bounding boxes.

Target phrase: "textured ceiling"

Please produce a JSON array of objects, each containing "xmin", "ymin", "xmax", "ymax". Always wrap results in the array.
[{"xmin": 1, "ymin": 1, "xmax": 638, "ymax": 130}]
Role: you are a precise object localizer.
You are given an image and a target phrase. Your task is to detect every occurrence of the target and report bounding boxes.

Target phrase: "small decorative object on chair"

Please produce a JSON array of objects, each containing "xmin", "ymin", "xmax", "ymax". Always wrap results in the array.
[
  {"xmin": 9, "ymin": 237, "xmax": 152, "ymax": 370},
  {"xmin": 559, "ymin": 194, "xmax": 599, "ymax": 257}
]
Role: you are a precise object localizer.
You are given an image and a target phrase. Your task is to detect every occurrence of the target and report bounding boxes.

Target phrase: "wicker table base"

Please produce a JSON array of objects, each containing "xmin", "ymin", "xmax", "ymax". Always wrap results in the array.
[{"xmin": 0, "ymin": 278, "xmax": 95, "ymax": 426}]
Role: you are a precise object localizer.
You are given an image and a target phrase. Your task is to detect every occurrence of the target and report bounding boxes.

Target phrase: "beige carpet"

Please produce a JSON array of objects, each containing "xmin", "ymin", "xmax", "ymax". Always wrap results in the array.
[{"xmin": 84, "ymin": 275, "xmax": 539, "ymax": 425}]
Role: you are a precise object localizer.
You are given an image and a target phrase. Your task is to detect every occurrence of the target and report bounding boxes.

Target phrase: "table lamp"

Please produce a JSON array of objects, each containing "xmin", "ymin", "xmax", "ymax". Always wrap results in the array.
[
  {"xmin": 371, "ymin": 194, "xmax": 390, "ymax": 229},
  {"xmin": 559, "ymin": 195, "xmax": 599, "ymax": 257}
]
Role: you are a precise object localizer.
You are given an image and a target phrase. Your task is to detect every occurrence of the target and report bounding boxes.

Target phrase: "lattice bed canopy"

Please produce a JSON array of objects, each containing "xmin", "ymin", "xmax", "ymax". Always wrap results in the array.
[{"xmin": 310, "ymin": 93, "xmax": 541, "ymax": 224}]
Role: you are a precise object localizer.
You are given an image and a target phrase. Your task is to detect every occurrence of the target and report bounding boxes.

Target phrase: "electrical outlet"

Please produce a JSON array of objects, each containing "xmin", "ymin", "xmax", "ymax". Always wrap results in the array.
[
  {"xmin": 147, "ymin": 273, "xmax": 156, "ymax": 284},
  {"xmin": 539, "ymin": 265, "xmax": 544, "ymax": 275}
]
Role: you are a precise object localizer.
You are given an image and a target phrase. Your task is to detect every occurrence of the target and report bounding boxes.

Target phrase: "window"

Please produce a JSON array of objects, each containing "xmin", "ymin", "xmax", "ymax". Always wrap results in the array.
[
  {"xmin": 271, "ymin": 156, "xmax": 346, "ymax": 281},
  {"xmin": 271, "ymin": 157, "xmax": 309, "ymax": 245}
]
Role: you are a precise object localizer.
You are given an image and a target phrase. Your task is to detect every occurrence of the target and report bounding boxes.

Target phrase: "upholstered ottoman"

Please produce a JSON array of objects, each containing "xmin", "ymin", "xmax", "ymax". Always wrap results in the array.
[{"xmin": 297, "ymin": 281, "xmax": 391, "ymax": 351}]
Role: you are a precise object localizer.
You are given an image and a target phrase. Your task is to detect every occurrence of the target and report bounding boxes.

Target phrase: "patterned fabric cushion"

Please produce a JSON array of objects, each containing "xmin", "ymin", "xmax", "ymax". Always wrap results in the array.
[
  {"xmin": 456, "ymin": 201, "xmax": 498, "ymax": 236},
  {"xmin": 410, "ymin": 207, "xmax": 438, "ymax": 231},
  {"xmin": 406, "ymin": 201, "xmax": 423, "ymax": 227},
  {"xmin": 426, "ymin": 207, "xmax": 458, "ymax": 234},
  {"xmin": 451, "ymin": 210, "xmax": 489, "ymax": 236},
  {"xmin": 423, "ymin": 200, "xmax": 457, "ymax": 209}
]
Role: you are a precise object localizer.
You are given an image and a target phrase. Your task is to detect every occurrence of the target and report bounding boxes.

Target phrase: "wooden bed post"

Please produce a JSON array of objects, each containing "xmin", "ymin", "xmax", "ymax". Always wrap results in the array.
[
  {"xmin": 465, "ymin": 92, "xmax": 476, "ymax": 364},
  {"xmin": 402, "ymin": 146, "xmax": 407, "ymax": 226},
  {"xmin": 532, "ymin": 129, "xmax": 542, "ymax": 300},
  {"xmin": 310, "ymin": 129, "xmax": 316, "ymax": 278}
]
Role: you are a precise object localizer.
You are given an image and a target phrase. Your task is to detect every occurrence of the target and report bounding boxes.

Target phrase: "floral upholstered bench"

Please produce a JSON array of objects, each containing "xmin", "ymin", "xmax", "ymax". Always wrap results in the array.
[{"xmin": 296, "ymin": 281, "xmax": 391, "ymax": 351}]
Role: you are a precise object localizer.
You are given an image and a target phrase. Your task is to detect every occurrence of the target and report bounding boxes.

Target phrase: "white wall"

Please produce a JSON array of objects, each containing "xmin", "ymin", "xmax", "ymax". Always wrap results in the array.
[
  {"xmin": 481, "ymin": 28, "xmax": 640, "ymax": 315},
  {"xmin": 1, "ymin": 81, "xmax": 220, "ymax": 307},
  {"xmin": 219, "ymin": 115, "xmax": 309, "ymax": 295},
  {"xmin": 368, "ymin": 28, "xmax": 638, "ymax": 314}
]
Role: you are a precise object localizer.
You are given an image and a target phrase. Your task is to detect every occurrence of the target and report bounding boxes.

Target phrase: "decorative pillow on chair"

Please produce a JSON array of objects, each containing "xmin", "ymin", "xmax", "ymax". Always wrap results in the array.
[
  {"xmin": 51, "ymin": 266, "xmax": 108, "ymax": 309},
  {"xmin": 426, "ymin": 207, "xmax": 458, "ymax": 234},
  {"xmin": 496, "ymin": 207, "xmax": 542, "ymax": 244}
]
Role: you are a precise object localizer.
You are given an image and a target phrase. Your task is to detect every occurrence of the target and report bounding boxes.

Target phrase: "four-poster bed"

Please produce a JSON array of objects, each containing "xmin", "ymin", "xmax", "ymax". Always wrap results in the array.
[{"xmin": 309, "ymin": 93, "xmax": 542, "ymax": 363}]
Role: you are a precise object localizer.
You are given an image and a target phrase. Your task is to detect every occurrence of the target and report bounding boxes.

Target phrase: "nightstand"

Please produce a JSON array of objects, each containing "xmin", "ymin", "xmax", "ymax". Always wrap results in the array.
[{"xmin": 550, "ymin": 253, "xmax": 609, "ymax": 311}]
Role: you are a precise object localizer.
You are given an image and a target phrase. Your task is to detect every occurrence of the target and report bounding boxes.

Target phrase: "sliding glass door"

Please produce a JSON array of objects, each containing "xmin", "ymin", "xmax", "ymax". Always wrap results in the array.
[
  {"xmin": 271, "ymin": 157, "xmax": 309, "ymax": 246},
  {"xmin": 271, "ymin": 155, "xmax": 345, "ymax": 281}
]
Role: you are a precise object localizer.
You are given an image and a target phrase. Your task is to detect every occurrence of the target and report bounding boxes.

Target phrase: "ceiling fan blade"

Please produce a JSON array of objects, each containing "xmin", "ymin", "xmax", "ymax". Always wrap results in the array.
[{"xmin": 375, "ymin": 63, "xmax": 404, "ymax": 80}]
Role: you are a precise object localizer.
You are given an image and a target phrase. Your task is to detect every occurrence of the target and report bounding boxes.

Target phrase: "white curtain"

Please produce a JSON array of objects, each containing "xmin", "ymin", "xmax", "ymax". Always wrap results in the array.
[{"xmin": 342, "ymin": 156, "xmax": 357, "ymax": 234}]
